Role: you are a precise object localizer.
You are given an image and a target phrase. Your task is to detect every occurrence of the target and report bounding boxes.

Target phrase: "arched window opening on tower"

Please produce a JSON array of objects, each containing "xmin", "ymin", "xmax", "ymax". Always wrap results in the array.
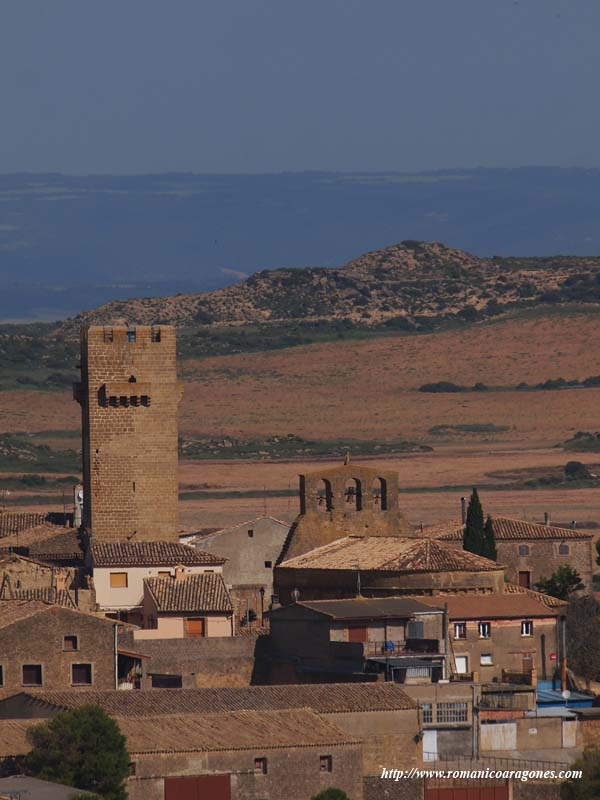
[
  {"xmin": 344, "ymin": 478, "xmax": 362, "ymax": 511},
  {"xmin": 316, "ymin": 479, "xmax": 333, "ymax": 512}
]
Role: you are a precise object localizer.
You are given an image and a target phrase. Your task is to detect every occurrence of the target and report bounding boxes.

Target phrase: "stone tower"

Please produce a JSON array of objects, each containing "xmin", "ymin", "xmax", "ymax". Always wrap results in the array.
[
  {"xmin": 277, "ymin": 462, "xmax": 410, "ymax": 562},
  {"xmin": 74, "ymin": 325, "xmax": 183, "ymax": 542}
]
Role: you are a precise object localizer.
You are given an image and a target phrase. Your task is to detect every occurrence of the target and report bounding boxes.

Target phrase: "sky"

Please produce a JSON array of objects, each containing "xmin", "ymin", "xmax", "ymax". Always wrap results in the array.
[{"xmin": 1, "ymin": 0, "xmax": 599, "ymax": 174}]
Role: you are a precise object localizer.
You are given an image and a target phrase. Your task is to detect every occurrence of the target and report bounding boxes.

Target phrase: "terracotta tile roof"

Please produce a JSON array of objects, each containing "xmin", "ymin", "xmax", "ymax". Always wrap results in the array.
[
  {"xmin": 7, "ymin": 588, "xmax": 77, "ymax": 608},
  {"xmin": 9, "ymin": 682, "xmax": 417, "ymax": 716},
  {"xmin": 0, "ymin": 600, "xmax": 116, "ymax": 630},
  {"xmin": 278, "ymin": 536, "xmax": 501, "ymax": 573},
  {"xmin": 28, "ymin": 531, "xmax": 85, "ymax": 561},
  {"xmin": 438, "ymin": 517, "xmax": 593, "ymax": 542},
  {"xmin": 0, "ymin": 600, "xmax": 53, "ymax": 629},
  {"xmin": 145, "ymin": 573, "xmax": 232, "ymax": 613},
  {"xmin": 291, "ymin": 597, "xmax": 441, "ymax": 619},
  {"xmin": 411, "ymin": 590, "xmax": 563, "ymax": 619},
  {"xmin": 91, "ymin": 541, "xmax": 225, "ymax": 567},
  {"xmin": 0, "ymin": 524, "xmax": 76, "ymax": 554},
  {"xmin": 118, "ymin": 708, "xmax": 358, "ymax": 753},
  {"xmin": 0, "ymin": 512, "xmax": 48, "ymax": 538},
  {"xmin": 0, "ymin": 720, "xmax": 35, "ymax": 757},
  {"xmin": 504, "ymin": 582, "xmax": 569, "ymax": 609}
]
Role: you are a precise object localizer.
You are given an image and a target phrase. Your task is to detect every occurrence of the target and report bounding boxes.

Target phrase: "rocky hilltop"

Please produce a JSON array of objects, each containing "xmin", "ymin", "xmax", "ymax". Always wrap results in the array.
[{"xmin": 58, "ymin": 241, "xmax": 600, "ymax": 335}]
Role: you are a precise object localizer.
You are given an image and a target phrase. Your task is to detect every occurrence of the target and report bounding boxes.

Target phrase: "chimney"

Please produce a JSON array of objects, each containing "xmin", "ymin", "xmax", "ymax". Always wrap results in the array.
[
  {"xmin": 174, "ymin": 565, "xmax": 186, "ymax": 581},
  {"xmin": 544, "ymin": 512, "xmax": 550, "ymax": 527},
  {"xmin": 460, "ymin": 497, "xmax": 467, "ymax": 524}
]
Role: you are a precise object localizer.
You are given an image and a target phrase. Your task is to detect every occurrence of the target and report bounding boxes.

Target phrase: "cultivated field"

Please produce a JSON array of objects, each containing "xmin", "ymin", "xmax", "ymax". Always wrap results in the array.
[{"xmin": 2, "ymin": 310, "xmax": 600, "ymax": 532}]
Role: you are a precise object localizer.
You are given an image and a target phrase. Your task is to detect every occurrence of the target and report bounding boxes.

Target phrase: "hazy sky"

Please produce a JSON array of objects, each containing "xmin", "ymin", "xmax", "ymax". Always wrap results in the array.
[{"xmin": 2, "ymin": 0, "xmax": 599, "ymax": 174}]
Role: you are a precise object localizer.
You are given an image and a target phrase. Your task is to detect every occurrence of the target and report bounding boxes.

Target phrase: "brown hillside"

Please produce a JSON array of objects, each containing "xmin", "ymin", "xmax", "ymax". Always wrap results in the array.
[{"xmin": 57, "ymin": 241, "xmax": 600, "ymax": 336}]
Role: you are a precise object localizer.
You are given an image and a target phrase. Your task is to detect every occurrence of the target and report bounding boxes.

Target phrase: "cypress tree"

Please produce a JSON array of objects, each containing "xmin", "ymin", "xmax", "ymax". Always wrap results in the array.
[
  {"xmin": 483, "ymin": 514, "xmax": 497, "ymax": 561},
  {"xmin": 463, "ymin": 488, "xmax": 485, "ymax": 556}
]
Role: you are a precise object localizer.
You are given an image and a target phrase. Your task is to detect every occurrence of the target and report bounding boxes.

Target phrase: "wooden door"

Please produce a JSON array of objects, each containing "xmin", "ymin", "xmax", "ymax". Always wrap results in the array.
[
  {"xmin": 184, "ymin": 617, "xmax": 205, "ymax": 638},
  {"xmin": 165, "ymin": 775, "xmax": 230, "ymax": 800},
  {"xmin": 518, "ymin": 571, "xmax": 531, "ymax": 589},
  {"xmin": 523, "ymin": 654, "xmax": 533, "ymax": 674},
  {"xmin": 348, "ymin": 625, "xmax": 368, "ymax": 643}
]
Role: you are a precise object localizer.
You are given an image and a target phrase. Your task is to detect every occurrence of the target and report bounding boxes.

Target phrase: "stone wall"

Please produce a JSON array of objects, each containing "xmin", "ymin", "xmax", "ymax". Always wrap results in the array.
[
  {"xmin": 0, "ymin": 607, "xmax": 115, "ymax": 697},
  {"xmin": 128, "ymin": 743, "xmax": 363, "ymax": 800},
  {"xmin": 76, "ymin": 325, "xmax": 182, "ymax": 542},
  {"xmin": 496, "ymin": 539, "xmax": 593, "ymax": 591}
]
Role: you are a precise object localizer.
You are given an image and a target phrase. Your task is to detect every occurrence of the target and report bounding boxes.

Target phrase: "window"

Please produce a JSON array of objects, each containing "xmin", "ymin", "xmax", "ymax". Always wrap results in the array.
[
  {"xmin": 72, "ymin": 663, "xmax": 92, "ymax": 685},
  {"xmin": 184, "ymin": 618, "xmax": 205, "ymax": 638},
  {"xmin": 478, "ymin": 622, "xmax": 491, "ymax": 639},
  {"xmin": 454, "ymin": 622, "xmax": 467, "ymax": 639},
  {"xmin": 151, "ymin": 674, "xmax": 182, "ymax": 688},
  {"xmin": 521, "ymin": 620, "xmax": 534, "ymax": 637},
  {"xmin": 264, "ymin": 561, "xmax": 272, "ymax": 569},
  {"xmin": 110, "ymin": 572, "xmax": 128, "ymax": 588},
  {"xmin": 22, "ymin": 664, "xmax": 42, "ymax": 686},
  {"xmin": 129, "ymin": 763, "xmax": 137, "ymax": 777},
  {"xmin": 151, "ymin": 326, "xmax": 161, "ymax": 342},
  {"xmin": 421, "ymin": 703, "xmax": 433, "ymax": 724},
  {"xmin": 518, "ymin": 544, "xmax": 530, "ymax": 556},
  {"xmin": 248, "ymin": 529, "xmax": 254, "ymax": 538},
  {"xmin": 319, "ymin": 755, "xmax": 332, "ymax": 773},
  {"xmin": 103, "ymin": 328, "xmax": 114, "ymax": 343},
  {"xmin": 0, "ymin": 665, "xmax": 3, "ymax": 687},
  {"xmin": 63, "ymin": 635, "xmax": 78, "ymax": 651},
  {"xmin": 454, "ymin": 656, "xmax": 468, "ymax": 674},
  {"xmin": 480, "ymin": 654, "xmax": 493, "ymax": 666},
  {"xmin": 407, "ymin": 620, "xmax": 424, "ymax": 639},
  {"xmin": 126, "ymin": 329, "xmax": 136, "ymax": 343},
  {"xmin": 157, "ymin": 571, "xmax": 171, "ymax": 579},
  {"xmin": 559, "ymin": 543, "xmax": 570, "ymax": 556},
  {"xmin": 436, "ymin": 702, "xmax": 468, "ymax": 723},
  {"xmin": 254, "ymin": 757, "xmax": 267, "ymax": 775}
]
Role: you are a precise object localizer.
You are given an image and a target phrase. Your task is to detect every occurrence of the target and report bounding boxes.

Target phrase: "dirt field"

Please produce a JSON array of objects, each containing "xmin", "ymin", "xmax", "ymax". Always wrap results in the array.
[
  {"xmin": 176, "ymin": 443, "xmax": 600, "ymax": 531},
  {"xmin": 2, "ymin": 310, "xmax": 600, "ymax": 532}
]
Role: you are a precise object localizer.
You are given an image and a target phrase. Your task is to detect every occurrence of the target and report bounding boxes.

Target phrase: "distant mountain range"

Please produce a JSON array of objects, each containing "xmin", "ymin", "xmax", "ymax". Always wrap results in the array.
[
  {"xmin": 58, "ymin": 240, "xmax": 600, "ymax": 336},
  {"xmin": 4, "ymin": 168, "xmax": 600, "ymax": 321}
]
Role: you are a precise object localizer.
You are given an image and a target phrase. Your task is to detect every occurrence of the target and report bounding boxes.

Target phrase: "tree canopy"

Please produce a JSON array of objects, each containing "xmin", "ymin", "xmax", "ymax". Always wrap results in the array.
[
  {"xmin": 561, "ymin": 746, "xmax": 600, "ymax": 799},
  {"xmin": 535, "ymin": 565, "xmax": 585, "ymax": 600},
  {"xmin": 566, "ymin": 596, "xmax": 600, "ymax": 686},
  {"xmin": 463, "ymin": 489, "xmax": 497, "ymax": 560},
  {"xmin": 311, "ymin": 790, "xmax": 351, "ymax": 800},
  {"xmin": 25, "ymin": 706, "xmax": 129, "ymax": 800}
]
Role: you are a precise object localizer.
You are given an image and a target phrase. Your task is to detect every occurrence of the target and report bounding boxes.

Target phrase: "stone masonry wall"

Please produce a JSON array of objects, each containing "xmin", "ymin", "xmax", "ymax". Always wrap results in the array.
[
  {"xmin": 0, "ymin": 607, "xmax": 115, "ymax": 697},
  {"xmin": 76, "ymin": 325, "xmax": 182, "ymax": 542}
]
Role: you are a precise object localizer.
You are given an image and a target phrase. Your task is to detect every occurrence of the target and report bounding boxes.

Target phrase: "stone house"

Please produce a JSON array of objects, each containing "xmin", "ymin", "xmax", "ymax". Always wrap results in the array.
[
  {"xmin": 415, "ymin": 588, "xmax": 566, "ymax": 682},
  {"xmin": 182, "ymin": 515, "xmax": 292, "ymax": 620},
  {"xmin": 0, "ymin": 601, "xmax": 118, "ymax": 697},
  {"xmin": 0, "ymin": 709, "xmax": 364, "ymax": 800},
  {"xmin": 274, "ymin": 535, "xmax": 505, "ymax": 604},
  {"xmin": 268, "ymin": 597, "xmax": 446, "ymax": 684},
  {"xmin": 136, "ymin": 570, "xmax": 234, "ymax": 639},
  {"xmin": 402, "ymin": 681, "xmax": 478, "ymax": 762},
  {"xmin": 0, "ymin": 682, "xmax": 420, "ymax": 776},
  {"xmin": 88, "ymin": 540, "xmax": 225, "ymax": 620},
  {"xmin": 0, "ymin": 553, "xmax": 77, "ymax": 604},
  {"xmin": 439, "ymin": 517, "xmax": 594, "ymax": 591}
]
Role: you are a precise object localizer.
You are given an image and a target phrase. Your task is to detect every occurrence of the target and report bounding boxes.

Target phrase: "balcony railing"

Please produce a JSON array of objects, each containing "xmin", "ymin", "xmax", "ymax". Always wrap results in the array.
[{"xmin": 362, "ymin": 639, "xmax": 440, "ymax": 657}]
